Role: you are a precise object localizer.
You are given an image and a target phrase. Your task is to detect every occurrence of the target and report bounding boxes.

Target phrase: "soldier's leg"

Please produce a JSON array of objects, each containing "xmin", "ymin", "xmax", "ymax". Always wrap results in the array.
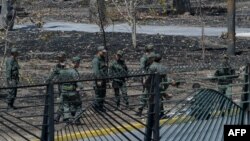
[
  {"xmin": 114, "ymin": 88, "xmax": 120, "ymax": 108},
  {"xmin": 99, "ymin": 82, "xmax": 106, "ymax": 111},
  {"xmin": 73, "ymin": 92, "xmax": 82, "ymax": 124},
  {"xmin": 225, "ymin": 85, "xmax": 233, "ymax": 114},
  {"xmin": 139, "ymin": 87, "xmax": 148, "ymax": 110},
  {"xmin": 136, "ymin": 87, "xmax": 148, "ymax": 116},
  {"xmin": 159, "ymin": 96, "xmax": 164, "ymax": 118},
  {"xmin": 218, "ymin": 85, "xmax": 227, "ymax": 111},
  {"xmin": 6, "ymin": 80, "xmax": 17, "ymax": 108},
  {"xmin": 62, "ymin": 93, "xmax": 71, "ymax": 121},
  {"xmin": 113, "ymin": 81, "xmax": 120, "ymax": 108},
  {"xmin": 68, "ymin": 92, "xmax": 78, "ymax": 117},
  {"xmin": 93, "ymin": 85, "xmax": 102, "ymax": 109},
  {"xmin": 55, "ymin": 94, "xmax": 63, "ymax": 122},
  {"xmin": 121, "ymin": 82, "xmax": 129, "ymax": 106},
  {"xmin": 218, "ymin": 85, "xmax": 226, "ymax": 95},
  {"xmin": 225, "ymin": 85, "xmax": 232, "ymax": 100}
]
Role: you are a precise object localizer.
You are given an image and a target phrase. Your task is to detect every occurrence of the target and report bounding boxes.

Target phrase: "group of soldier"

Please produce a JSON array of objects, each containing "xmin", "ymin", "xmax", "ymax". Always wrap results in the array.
[{"xmin": 4, "ymin": 45, "xmax": 236, "ymax": 124}]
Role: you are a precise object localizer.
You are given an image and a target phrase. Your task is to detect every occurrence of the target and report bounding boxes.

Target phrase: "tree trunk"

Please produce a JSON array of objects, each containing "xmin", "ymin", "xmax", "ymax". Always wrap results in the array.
[
  {"xmin": 0, "ymin": 0, "xmax": 8, "ymax": 29},
  {"xmin": 173, "ymin": 0, "xmax": 191, "ymax": 14},
  {"xmin": 132, "ymin": 16, "xmax": 136, "ymax": 48},
  {"xmin": 130, "ymin": 0, "xmax": 137, "ymax": 48},
  {"xmin": 89, "ymin": 0, "xmax": 107, "ymax": 26}
]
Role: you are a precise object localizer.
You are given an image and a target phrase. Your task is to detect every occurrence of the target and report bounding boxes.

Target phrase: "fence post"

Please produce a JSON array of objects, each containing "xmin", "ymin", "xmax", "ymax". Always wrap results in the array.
[
  {"xmin": 153, "ymin": 73, "xmax": 160, "ymax": 141},
  {"xmin": 41, "ymin": 83, "xmax": 55, "ymax": 141},
  {"xmin": 241, "ymin": 63, "xmax": 250, "ymax": 124},
  {"xmin": 144, "ymin": 73, "xmax": 161, "ymax": 141}
]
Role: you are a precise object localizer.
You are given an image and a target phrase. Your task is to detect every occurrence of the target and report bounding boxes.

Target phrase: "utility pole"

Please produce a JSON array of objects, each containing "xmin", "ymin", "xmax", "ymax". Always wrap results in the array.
[{"xmin": 227, "ymin": 0, "xmax": 236, "ymax": 56}]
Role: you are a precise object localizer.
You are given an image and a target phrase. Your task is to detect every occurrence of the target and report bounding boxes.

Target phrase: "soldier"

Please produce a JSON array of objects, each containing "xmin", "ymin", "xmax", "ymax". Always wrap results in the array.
[
  {"xmin": 140, "ymin": 44, "xmax": 154, "ymax": 72},
  {"xmin": 110, "ymin": 50, "xmax": 129, "ymax": 109},
  {"xmin": 147, "ymin": 53, "xmax": 174, "ymax": 118},
  {"xmin": 47, "ymin": 51, "xmax": 66, "ymax": 82},
  {"xmin": 47, "ymin": 52, "xmax": 66, "ymax": 123},
  {"xmin": 136, "ymin": 52, "xmax": 156, "ymax": 116},
  {"xmin": 214, "ymin": 55, "xmax": 237, "ymax": 114},
  {"xmin": 58, "ymin": 56, "xmax": 83, "ymax": 124},
  {"xmin": 5, "ymin": 48, "xmax": 20, "ymax": 110},
  {"xmin": 92, "ymin": 46, "xmax": 108, "ymax": 112},
  {"xmin": 214, "ymin": 55, "xmax": 236, "ymax": 99}
]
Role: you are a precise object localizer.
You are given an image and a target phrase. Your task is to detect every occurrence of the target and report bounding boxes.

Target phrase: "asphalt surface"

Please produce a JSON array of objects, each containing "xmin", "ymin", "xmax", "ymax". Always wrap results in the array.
[{"xmin": 14, "ymin": 22, "xmax": 250, "ymax": 37}]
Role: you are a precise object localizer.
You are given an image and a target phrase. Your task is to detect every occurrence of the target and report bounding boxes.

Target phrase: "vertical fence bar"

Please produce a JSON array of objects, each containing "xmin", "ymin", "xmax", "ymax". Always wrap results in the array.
[
  {"xmin": 144, "ymin": 74, "xmax": 155, "ymax": 141},
  {"xmin": 144, "ymin": 73, "xmax": 161, "ymax": 141},
  {"xmin": 241, "ymin": 64, "xmax": 250, "ymax": 124},
  {"xmin": 227, "ymin": 0, "xmax": 236, "ymax": 55},
  {"xmin": 41, "ymin": 83, "xmax": 54, "ymax": 141},
  {"xmin": 153, "ymin": 73, "xmax": 160, "ymax": 141}
]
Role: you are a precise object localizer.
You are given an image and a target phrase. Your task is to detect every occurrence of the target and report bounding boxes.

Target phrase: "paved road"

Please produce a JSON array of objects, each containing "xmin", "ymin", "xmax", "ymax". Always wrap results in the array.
[{"xmin": 14, "ymin": 22, "xmax": 250, "ymax": 37}]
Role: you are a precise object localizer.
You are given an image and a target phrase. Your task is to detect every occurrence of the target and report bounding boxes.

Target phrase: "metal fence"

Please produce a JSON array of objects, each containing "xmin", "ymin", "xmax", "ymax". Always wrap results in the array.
[{"xmin": 0, "ymin": 63, "xmax": 250, "ymax": 140}]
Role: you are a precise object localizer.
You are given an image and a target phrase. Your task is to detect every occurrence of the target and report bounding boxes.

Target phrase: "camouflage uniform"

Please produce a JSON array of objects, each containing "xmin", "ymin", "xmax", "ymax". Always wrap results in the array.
[
  {"xmin": 5, "ymin": 48, "xmax": 20, "ymax": 109},
  {"xmin": 58, "ymin": 57, "xmax": 83, "ymax": 122},
  {"xmin": 92, "ymin": 46, "xmax": 108, "ymax": 111},
  {"xmin": 137, "ymin": 49, "xmax": 156, "ymax": 116},
  {"xmin": 47, "ymin": 52, "xmax": 66, "ymax": 122},
  {"xmin": 110, "ymin": 50, "xmax": 129, "ymax": 108},
  {"xmin": 214, "ymin": 55, "xmax": 236, "ymax": 112},
  {"xmin": 214, "ymin": 56, "xmax": 235, "ymax": 99},
  {"xmin": 148, "ymin": 54, "xmax": 169, "ymax": 118}
]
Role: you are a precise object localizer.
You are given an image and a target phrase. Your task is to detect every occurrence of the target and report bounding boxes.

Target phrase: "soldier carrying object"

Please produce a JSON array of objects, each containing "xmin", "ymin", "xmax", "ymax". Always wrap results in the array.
[
  {"xmin": 47, "ymin": 51, "xmax": 66, "ymax": 123},
  {"xmin": 136, "ymin": 52, "xmax": 156, "ymax": 116},
  {"xmin": 57, "ymin": 56, "xmax": 83, "ymax": 125}
]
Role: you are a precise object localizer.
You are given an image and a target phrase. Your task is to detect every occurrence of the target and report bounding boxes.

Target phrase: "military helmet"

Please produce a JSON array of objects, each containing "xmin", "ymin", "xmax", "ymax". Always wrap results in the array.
[
  {"xmin": 97, "ymin": 46, "xmax": 107, "ymax": 52},
  {"xmin": 148, "ymin": 52, "xmax": 156, "ymax": 59},
  {"xmin": 145, "ymin": 44, "xmax": 154, "ymax": 51},
  {"xmin": 154, "ymin": 53, "xmax": 162, "ymax": 61},
  {"xmin": 116, "ymin": 50, "xmax": 124, "ymax": 57},
  {"xmin": 11, "ymin": 48, "xmax": 18, "ymax": 53},
  {"xmin": 72, "ymin": 56, "xmax": 81, "ymax": 63}
]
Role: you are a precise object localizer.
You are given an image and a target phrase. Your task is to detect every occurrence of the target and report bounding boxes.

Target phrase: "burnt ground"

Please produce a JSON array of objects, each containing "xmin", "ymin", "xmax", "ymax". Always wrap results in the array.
[{"xmin": 0, "ymin": 0, "xmax": 250, "ymax": 140}]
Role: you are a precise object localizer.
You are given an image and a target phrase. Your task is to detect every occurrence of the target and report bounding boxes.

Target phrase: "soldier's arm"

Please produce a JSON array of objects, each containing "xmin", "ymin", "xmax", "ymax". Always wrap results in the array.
[
  {"xmin": 92, "ymin": 58, "xmax": 100, "ymax": 77},
  {"xmin": 124, "ymin": 61, "xmax": 128, "ymax": 72},
  {"xmin": 6, "ymin": 58, "xmax": 13, "ymax": 80},
  {"xmin": 140, "ymin": 57, "xmax": 146, "ymax": 71},
  {"xmin": 110, "ymin": 61, "xmax": 119, "ymax": 76},
  {"xmin": 73, "ymin": 70, "xmax": 84, "ymax": 91},
  {"xmin": 47, "ymin": 66, "xmax": 59, "ymax": 82}
]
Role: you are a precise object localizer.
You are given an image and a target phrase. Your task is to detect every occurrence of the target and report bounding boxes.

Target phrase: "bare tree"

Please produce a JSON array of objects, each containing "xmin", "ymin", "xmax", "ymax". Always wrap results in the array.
[
  {"xmin": 89, "ymin": 0, "xmax": 108, "ymax": 27},
  {"xmin": 111, "ymin": 0, "xmax": 139, "ymax": 48},
  {"xmin": 0, "ymin": 0, "xmax": 16, "ymax": 71}
]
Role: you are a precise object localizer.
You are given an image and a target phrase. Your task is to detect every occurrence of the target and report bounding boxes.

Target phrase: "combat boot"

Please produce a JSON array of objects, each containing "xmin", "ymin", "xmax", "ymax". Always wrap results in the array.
[
  {"xmin": 7, "ymin": 103, "xmax": 17, "ymax": 110},
  {"xmin": 63, "ymin": 118, "xmax": 73, "ymax": 125},
  {"xmin": 74, "ymin": 119, "xmax": 81, "ymax": 125},
  {"xmin": 135, "ymin": 109, "xmax": 143, "ymax": 117},
  {"xmin": 54, "ymin": 114, "xmax": 61, "ymax": 123}
]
